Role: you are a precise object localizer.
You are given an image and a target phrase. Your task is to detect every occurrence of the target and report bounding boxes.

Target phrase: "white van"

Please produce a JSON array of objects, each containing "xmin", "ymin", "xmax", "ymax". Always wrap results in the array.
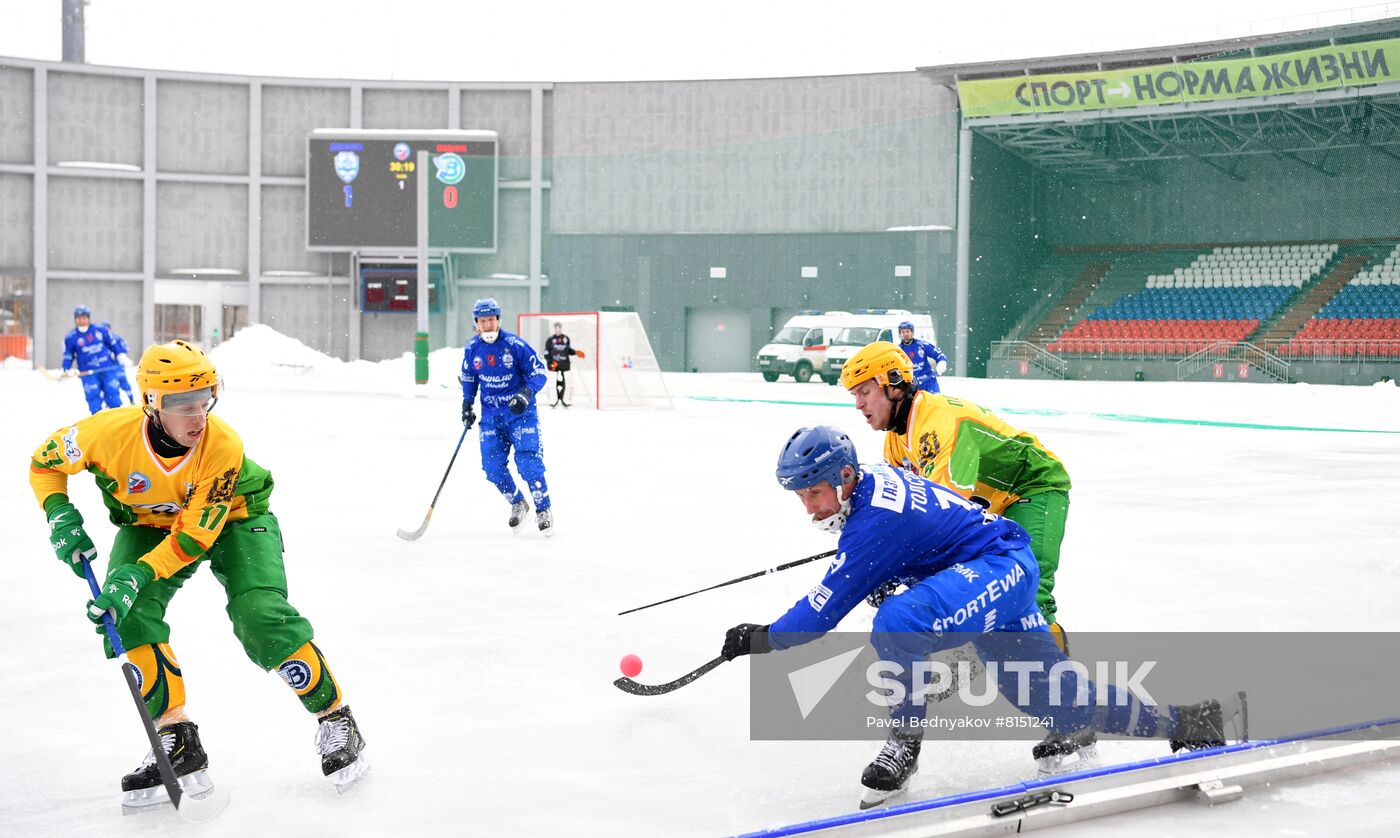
[
  {"xmin": 822, "ymin": 310, "xmax": 936, "ymax": 386},
  {"xmin": 755, "ymin": 311, "xmax": 853, "ymax": 383}
]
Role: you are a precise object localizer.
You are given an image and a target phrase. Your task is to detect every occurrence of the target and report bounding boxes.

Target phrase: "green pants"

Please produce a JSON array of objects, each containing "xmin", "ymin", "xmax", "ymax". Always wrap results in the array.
[
  {"xmin": 1002, "ymin": 490, "xmax": 1069, "ymax": 624},
  {"xmin": 106, "ymin": 513, "xmax": 314, "ymax": 671}
]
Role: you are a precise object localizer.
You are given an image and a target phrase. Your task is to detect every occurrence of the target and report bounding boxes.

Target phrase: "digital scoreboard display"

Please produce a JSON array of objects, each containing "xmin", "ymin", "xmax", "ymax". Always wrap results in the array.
[{"xmin": 306, "ymin": 129, "xmax": 498, "ymax": 252}]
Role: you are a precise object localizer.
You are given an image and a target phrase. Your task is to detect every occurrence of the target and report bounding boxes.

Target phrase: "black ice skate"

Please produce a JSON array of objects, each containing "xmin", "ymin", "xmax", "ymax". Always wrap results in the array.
[
  {"xmin": 120, "ymin": 721, "xmax": 217, "ymax": 815},
  {"xmin": 316, "ymin": 705, "xmax": 369, "ymax": 792},
  {"xmin": 508, "ymin": 498, "xmax": 532, "ymax": 532},
  {"xmin": 859, "ymin": 727, "xmax": 922, "ymax": 810},
  {"xmin": 1170, "ymin": 691, "xmax": 1248, "ymax": 752},
  {"xmin": 537, "ymin": 508, "xmax": 554, "ymax": 538},
  {"xmin": 1032, "ymin": 728, "xmax": 1100, "ymax": 775}
]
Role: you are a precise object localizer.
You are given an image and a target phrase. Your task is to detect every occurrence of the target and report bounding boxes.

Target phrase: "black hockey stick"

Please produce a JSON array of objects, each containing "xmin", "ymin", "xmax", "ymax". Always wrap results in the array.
[
  {"xmin": 397, "ymin": 425, "xmax": 470, "ymax": 541},
  {"xmin": 617, "ymin": 549, "xmax": 837, "ymax": 616},
  {"xmin": 613, "ymin": 655, "xmax": 728, "ymax": 696},
  {"xmin": 82, "ymin": 559, "xmax": 226, "ymax": 822}
]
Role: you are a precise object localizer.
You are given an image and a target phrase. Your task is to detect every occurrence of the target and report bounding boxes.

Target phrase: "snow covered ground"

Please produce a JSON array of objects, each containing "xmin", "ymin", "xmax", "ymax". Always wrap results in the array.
[{"xmin": 3, "ymin": 325, "xmax": 1399, "ymax": 836}]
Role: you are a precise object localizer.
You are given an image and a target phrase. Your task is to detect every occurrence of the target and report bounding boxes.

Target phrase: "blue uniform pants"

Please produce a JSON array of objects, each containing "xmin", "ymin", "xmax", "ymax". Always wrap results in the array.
[
  {"xmin": 916, "ymin": 375, "xmax": 941, "ymax": 394},
  {"xmin": 81, "ymin": 367, "xmax": 125, "ymax": 413},
  {"xmin": 479, "ymin": 408, "xmax": 550, "ymax": 511},
  {"xmin": 872, "ymin": 545, "xmax": 1167, "ymax": 738}
]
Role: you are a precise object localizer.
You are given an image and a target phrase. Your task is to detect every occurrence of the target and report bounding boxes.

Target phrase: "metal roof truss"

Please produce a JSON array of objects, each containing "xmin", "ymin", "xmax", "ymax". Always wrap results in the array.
[{"xmin": 967, "ymin": 82, "xmax": 1400, "ymax": 182}]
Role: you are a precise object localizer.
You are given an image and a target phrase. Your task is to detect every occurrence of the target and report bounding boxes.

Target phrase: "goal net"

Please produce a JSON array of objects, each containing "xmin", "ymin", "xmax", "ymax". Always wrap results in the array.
[{"xmin": 516, "ymin": 311, "xmax": 672, "ymax": 410}]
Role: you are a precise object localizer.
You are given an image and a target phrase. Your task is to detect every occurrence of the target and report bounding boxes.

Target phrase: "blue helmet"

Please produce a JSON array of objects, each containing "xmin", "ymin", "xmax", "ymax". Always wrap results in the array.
[
  {"xmin": 74, "ymin": 304, "xmax": 92, "ymax": 319},
  {"xmin": 776, "ymin": 426, "xmax": 858, "ymax": 491},
  {"xmin": 472, "ymin": 298, "xmax": 502, "ymax": 320},
  {"xmin": 898, "ymin": 320, "xmax": 914, "ymax": 333}
]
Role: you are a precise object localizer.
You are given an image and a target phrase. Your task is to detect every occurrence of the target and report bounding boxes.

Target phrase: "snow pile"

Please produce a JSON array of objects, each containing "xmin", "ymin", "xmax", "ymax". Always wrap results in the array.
[{"xmin": 211, "ymin": 323, "xmax": 342, "ymax": 371}]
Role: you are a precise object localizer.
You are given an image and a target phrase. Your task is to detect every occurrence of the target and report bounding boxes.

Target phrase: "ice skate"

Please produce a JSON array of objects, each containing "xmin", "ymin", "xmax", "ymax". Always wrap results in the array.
[
  {"xmin": 1170, "ymin": 691, "xmax": 1248, "ymax": 752},
  {"xmin": 858, "ymin": 727, "xmax": 921, "ymax": 810},
  {"xmin": 316, "ymin": 705, "xmax": 369, "ymax": 793},
  {"xmin": 508, "ymin": 498, "xmax": 532, "ymax": 532},
  {"xmin": 1033, "ymin": 728, "xmax": 1099, "ymax": 775},
  {"xmin": 537, "ymin": 507, "xmax": 554, "ymax": 537},
  {"xmin": 120, "ymin": 721, "xmax": 218, "ymax": 815}
]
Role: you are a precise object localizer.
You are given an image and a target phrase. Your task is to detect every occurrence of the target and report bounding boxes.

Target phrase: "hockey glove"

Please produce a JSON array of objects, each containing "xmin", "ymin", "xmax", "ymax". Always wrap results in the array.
[
  {"xmin": 461, "ymin": 401, "xmax": 477, "ymax": 430},
  {"xmin": 508, "ymin": 390, "xmax": 531, "ymax": 414},
  {"xmin": 866, "ymin": 581, "xmax": 902, "ymax": 609},
  {"xmin": 575, "ymin": 349, "xmax": 586, "ymax": 359},
  {"xmin": 46, "ymin": 501, "xmax": 96, "ymax": 578},
  {"xmin": 722, "ymin": 623, "xmax": 771, "ymax": 661},
  {"xmin": 87, "ymin": 561, "xmax": 154, "ymax": 627},
  {"xmin": 935, "ymin": 359, "xmax": 948, "ymax": 375}
]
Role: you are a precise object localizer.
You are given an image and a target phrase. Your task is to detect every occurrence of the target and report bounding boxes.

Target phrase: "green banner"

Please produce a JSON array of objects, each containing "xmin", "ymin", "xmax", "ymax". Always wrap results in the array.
[{"xmin": 959, "ymin": 37, "xmax": 1400, "ymax": 118}]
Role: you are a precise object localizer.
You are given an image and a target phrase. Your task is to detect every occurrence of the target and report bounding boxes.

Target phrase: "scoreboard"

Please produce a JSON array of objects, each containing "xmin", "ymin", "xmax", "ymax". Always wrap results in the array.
[{"xmin": 306, "ymin": 129, "xmax": 498, "ymax": 253}]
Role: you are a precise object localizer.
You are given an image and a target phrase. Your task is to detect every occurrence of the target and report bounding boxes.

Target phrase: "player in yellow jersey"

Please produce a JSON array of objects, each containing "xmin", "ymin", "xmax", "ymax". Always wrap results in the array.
[
  {"xmin": 839, "ymin": 341, "xmax": 1094, "ymax": 771},
  {"xmin": 30, "ymin": 340, "xmax": 368, "ymax": 810}
]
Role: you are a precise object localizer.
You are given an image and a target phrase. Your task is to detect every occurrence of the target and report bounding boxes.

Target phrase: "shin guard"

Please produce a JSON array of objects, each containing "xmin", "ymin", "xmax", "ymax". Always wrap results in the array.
[
  {"xmin": 276, "ymin": 641, "xmax": 343, "ymax": 715},
  {"xmin": 127, "ymin": 642, "xmax": 186, "ymax": 721}
]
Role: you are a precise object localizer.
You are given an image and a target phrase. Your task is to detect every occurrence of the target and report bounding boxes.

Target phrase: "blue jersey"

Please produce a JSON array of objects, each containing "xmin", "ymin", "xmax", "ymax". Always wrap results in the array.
[
  {"xmin": 767, "ymin": 463, "xmax": 1030, "ymax": 649},
  {"xmin": 62, "ymin": 325, "xmax": 121, "ymax": 374},
  {"xmin": 460, "ymin": 331, "xmax": 548, "ymax": 412},
  {"xmin": 900, "ymin": 338, "xmax": 947, "ymax": 388}
]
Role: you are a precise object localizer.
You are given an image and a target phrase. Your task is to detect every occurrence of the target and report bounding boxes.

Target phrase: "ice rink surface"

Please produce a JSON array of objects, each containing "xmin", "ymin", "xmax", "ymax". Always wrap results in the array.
[{"xmin": 3, "ymin": 325, "xmax": 1399, "ymax": 836}]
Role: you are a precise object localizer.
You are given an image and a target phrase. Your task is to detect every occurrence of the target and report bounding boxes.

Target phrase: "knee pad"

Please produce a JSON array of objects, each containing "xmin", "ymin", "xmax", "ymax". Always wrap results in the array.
[
  {"xmin": 128, "ymin": 642, "xmax": 186, "ymax": 721},
  {"xmin": 225, "ymin": 587, "xmax": 313, "ymax": 670}
]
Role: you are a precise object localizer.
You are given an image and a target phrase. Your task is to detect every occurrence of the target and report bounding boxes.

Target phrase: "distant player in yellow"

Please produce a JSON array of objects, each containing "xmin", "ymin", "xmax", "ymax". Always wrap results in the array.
[
  {"xmin": 30, "ymin": 340, "xmax": 368, "ymax": 811},
  {"xmin": 839, "ymin": 341, "xmax": 1072, "ymax": 642}
]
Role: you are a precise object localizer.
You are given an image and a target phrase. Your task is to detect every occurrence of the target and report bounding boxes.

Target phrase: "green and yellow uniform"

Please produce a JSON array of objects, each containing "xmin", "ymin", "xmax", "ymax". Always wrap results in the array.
[
  {"xmin": 31, "ymin": 406, "xmax": 341, "ymax": 718},
  {"xmin": 884, "ymin": 391, "xmax": 1072, "ymax": 623}
]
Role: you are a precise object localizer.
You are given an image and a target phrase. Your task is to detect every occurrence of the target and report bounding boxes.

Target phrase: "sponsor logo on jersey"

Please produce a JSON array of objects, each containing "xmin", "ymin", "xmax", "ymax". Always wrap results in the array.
[
  {"xmin": 132, "ymin": 502, "xmax": 185, "ymax": 515},
  {"xmin": 827, "ymin": 552, "xmax": 846, "ymax": 575},
  {"xmin": 487, "ymin": 354, "xmax": 497, "ymax": 366},
  {"xmin": 61, "ymin": 427, "xmax": 81, "ymax": 462},
  {"xmin": 277, "ymin": 659, "xmax": 313, "ymax": 691},
  {"xmin": 127, "ymin": 472, "xmax": 151, "ymax": 494},
  {"xmin": 503, "ymin": 351, "xmax": 514, "ymax": 368},
  {"xmin": 807, "ymin": 583, "xmax": 833, "ymax": 612},
  {"xmin": 473, "ymin": 357, "xmax": 482, "ymax": 370},
  {"xmin": 870, "ymin": 467, "xmax": 906, "ymax": 513}
]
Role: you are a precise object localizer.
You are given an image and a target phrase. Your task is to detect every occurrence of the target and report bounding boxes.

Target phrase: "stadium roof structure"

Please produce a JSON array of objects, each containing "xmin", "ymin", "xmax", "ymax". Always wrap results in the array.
[{"xmin": 922, "ymin": 18, "xmax": 1400, "ymax": 183}]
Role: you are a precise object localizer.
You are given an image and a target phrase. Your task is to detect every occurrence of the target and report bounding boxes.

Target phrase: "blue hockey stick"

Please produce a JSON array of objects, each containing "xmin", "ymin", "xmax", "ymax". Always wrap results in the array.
[{"xmin": 81, "ymin": 559, "xmax": 225, "ymax": 821}]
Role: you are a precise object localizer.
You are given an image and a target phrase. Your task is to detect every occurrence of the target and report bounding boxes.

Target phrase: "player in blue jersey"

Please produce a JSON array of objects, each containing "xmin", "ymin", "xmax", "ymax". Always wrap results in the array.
[
  {"xmin": 898, "ymin": 321, "xmax": 948, "ymax": 393},
  {"xmin": 460, "ymin": 298, "xmax": 554, "ymax": 536},
  {"xmin": 99, "ymin": 320, "xmax": 136, "ymax": 405},
  {"xmin": 61, "ymin": 305, "xmax": 128, "ymax": 414},
  {"xmin": 720, "ymin": 426, "xmax": 1247, "ymax": 809}
]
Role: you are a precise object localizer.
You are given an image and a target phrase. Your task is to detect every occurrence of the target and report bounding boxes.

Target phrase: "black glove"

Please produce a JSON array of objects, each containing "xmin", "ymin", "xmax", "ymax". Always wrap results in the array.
[
  {"xmin": 866, "ymin": 581, "xmax": 902, "ymax": 609},
  {"xmin": 461, "ymin": 401, "xmax": 476, "ymax": 429},
  {"xmin": 722, "ymin": 623, "xmax": 771, "ymax": 661},
  {"xmin": 508, "ymin": 390, "xmax": 531, "ymax": 415}
]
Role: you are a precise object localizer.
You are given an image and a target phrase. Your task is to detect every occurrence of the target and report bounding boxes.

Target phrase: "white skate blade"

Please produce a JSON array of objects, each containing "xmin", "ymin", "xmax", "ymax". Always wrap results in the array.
[
  {"xmin": 121, "ymin": 769, "xmax": 228, "ymax": 822},
  {"xmin": 1037, "ymin": 743, "xmax": 1100, "ymax": 776},
  {"xmin": 857, "ymin": 764, "xmax": 917, "ymax": 810},
  {"xmin": 328, "ymin": 753, "xmax": 371, "ymax": 794}
]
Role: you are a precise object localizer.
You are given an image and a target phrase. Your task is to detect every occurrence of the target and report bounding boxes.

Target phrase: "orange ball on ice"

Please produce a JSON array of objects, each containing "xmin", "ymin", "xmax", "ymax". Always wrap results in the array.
[{"xmin": 619, "ymin": 654, "xmax": 643, "ymax": 678}]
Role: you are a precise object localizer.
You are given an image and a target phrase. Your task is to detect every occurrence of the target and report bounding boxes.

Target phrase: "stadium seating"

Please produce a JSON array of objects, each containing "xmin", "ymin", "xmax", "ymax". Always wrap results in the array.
[
  {"xmin": 1277, "ymin": 243, "xmax": 1400, "ymax": 357},
  {"xmin": 1046, "ymin": 244, "xmax": 1337, "ymax": 356}
]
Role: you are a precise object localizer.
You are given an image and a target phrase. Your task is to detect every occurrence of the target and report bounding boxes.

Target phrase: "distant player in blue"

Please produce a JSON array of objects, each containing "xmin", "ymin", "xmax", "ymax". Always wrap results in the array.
[
  {"xmin": 99, "ymin": 320, "xmax": 136, "ymax": 405},
  {"xmin": 897, "ymin": 321, "xmax": 947, "ymax": 393},
  {"xmin": 460, "ymin": 298, "xmax": 554, "ymax": 536},
  {"xmin": 62, "ymin": 305, "xmax": 128, "ymax": 414},
  {"xmin": 720, "ymin": 426, "xmax": 1246, "ymax": 809}
]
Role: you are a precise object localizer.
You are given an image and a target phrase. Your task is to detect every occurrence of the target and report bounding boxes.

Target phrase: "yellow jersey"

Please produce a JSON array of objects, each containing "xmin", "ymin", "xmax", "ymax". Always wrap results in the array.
[
  {"xmin": 30, "ymin": 406, "xmax": 273, "ymax": 580},
  {"xmin": 883, "ymin": 391, "xmax": 1071, "ymax": 514}
]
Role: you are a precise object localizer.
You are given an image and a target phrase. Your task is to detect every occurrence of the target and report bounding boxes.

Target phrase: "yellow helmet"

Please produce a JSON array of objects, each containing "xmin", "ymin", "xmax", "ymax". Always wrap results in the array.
[
  {"xmin": 839, "ymin": 340, "xmax": 913, "ymax": 390},
  {"xmin": 137, "ymin": 340, "xmax": 219, "ymax": 412}
]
